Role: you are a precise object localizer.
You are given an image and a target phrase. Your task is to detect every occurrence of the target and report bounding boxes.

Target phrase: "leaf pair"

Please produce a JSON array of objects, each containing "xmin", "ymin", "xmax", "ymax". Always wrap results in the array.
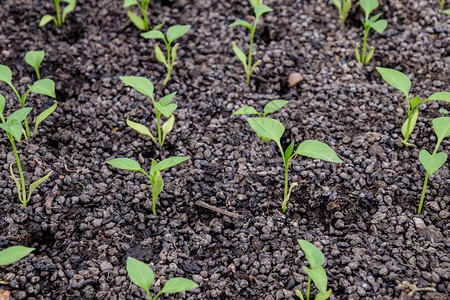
[
  {"xmin": 123, "ymin": 0, "xmax": 162, "ymax": 32},
  {"xmin": 106, "ymin": 156, "xmax": 190, "ymax": 215},
  {"xmin": 376, "ymin": 67, "xmax": 450, "ymax": 146},
  {"xmin": 127, "ymin": 257, "xmax": 198, "ymax": 300},
  {"xmin": 332, "ymin": 0, "xmax": 352, "ymax": 24},
  {"xmin": 141, "ymin": 25, "xmax": 191, "ymax": 85},
  {"xmin": 120, "ymin": 76, "xmax": 177, "ymax": 147},
  {"xmin": 229, "ymin": 4, "xmax": 273, "ymax": 84},
  {"xmin": 40, "ymin": 0, "xmax": 76, "ymax": 27},
  {"xmin": 0, "ymin": 246, "xmax": 35, "ymax": 266},
  {"xmin": 295, "ymin": 240, "xmax": 332, "ymax": 300},
  {"xmin": 0, "ymin": 102, "xmax": 32, "ymax": 142}
]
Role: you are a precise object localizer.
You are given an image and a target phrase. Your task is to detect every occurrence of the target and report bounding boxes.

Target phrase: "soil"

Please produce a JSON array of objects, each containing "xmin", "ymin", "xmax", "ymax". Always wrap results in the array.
[{"xmin": 0, "ymin": 0, "xmax": 449, "ymax": 299}]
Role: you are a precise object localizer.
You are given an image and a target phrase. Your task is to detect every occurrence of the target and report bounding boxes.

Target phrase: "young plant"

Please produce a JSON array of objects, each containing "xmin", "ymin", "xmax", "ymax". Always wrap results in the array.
[
  {"xmin": 243, "ymin": 117, "xmax": 342, "ymax": 213},
  {"xmin": 250, "ymin": 0, "xmax": 263, "ymax": 7},
  {"xmin": 0, "ymin": 246, "xmax": 35, "ymax": 266},
  {"xmin": 141, "ymin": 25, "xmax": 191, "ymax": 85},
  {"xmin": 234, "ymin": 99, "xmax": 288, "ymax": 141},
  {"xmin": 417, "ymin": 117, "xmax": 449, "ymax": 214},
  {"xmin": 120, "ymin": 76, "xmax": 177, "ymax": 147},
  {"xmin": 376, "ymin": 67, "xmax": 450, "ymax": 147},
  {"xmin": 40, "ymin": 0, "xmax": 76, "ymax": 27},
  {"xmin": 355, "ymin": 0, "xmax": 387, "ymax": 66},
  {"xmin": 229, "ymin": 4, "xmax": 273, "ymax": 85},
  {"xmin": 0, "ymin": 96, "xmax": 53, "ymax": 208},
  {"xmin": 295, "ymin": 240, "xmax": 332, "ymax": 300},
  {"xmin": 0, "ymin": 55, "xmax": 57, "ymax": 138},
  {"xmin": 333, "ymin": 0, "xmax": 352, "ymax": 25},
  {"xmin": 123, "ymin": 0, "xmax": 165, "ymax": 32},
  {"xmin": 127, "ymin": 257, "xmax": 199, "ymax": 300},
  {"xmin": 106, "ymin": 156, "xmax": 190, "ymax": 215},
  {"xmin": 439, "ymin": 108, "xmax": 449, "ymax": 116}
]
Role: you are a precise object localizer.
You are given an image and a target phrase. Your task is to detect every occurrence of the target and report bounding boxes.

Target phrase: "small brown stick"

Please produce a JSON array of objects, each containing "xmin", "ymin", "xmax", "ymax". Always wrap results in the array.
[{"xmin": 195, "ymin": 200, "xmax": 244, "ymax": 219}]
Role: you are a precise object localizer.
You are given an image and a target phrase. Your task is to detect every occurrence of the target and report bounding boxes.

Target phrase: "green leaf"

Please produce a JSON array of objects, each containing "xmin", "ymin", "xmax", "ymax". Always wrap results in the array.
[
  {"xmin": 126, "ymin": 117, "xmax": 156, "ymax": 143},
  {"xmin": 285, "ymin": 141, "xmax": 294, "ymax": 161},
  {"xmin": 171, "ymin": 43, "xmax": 178, "ymax": 63},
  {"xmin": 62, "ymin": 0, "xmax": 76, "ymax": 23},
  {"xmin": 34, "ymin": 101, "xmax": 57, "ymax": 136},
  {"xmin": 295, "ymin": 140, "xmax": 342, "ymax": 163},
  {"xmin": 229, "ymin": 20, "xmax": 253, "ymax": 30},
  {"xmin": 303, "ymin": 266, "xmax": 328, "ymax": 294},
  {"xmin": 162, "ymin": 114, "xmax": 175, "ymax": 145},
  {"xmin": 106, "ymin": 158, "xmax": 143, "ymax": 172},
  {"xmin": 9, "ymin": 163, "xmax": 23, "ymax": 203},
  {"xmin": 7, "ymin": 120, "xmax": 23, "ymax": 141},
  {"xmin": 376, "ymin": 67, "xmax": 411, "ymax": 99},
  {"xmin": 254, "ymin": 4, "xmax": 273, "ymax": 18},
  {"xmin": 369, "ymin": 13, "xmax": 382, "ymax": 22},
  {"xmin": 155, "ymin": 156, "xmax": 190, "ymax": 172},
  {"xmin": 234, "ymin": 106, "xmax": 259, "ymax": 115},
  {"xmin": 166, "ymin": 25, "xmax": 191, "ymax": 43},
  {"xmin": 264, "ymin": 100, "xmax": 289, "ymax": 116},
  {"xmin": 8, "ymin": 107, "xmax": 33, "ymax": 124},
  {"xmin": 439, "ymin": 108, "xmax": 449, "ymax": 115},
  {"xmin": 360, "ymin": 0, "xmax": 379, "ymax": 19},
  {"xmin": 160, "ymin": 277, "xmax": 199, "ymax": 294},
  {"xmin": 364, "ymin": 46, "xmax": 375, "ymax": 65},
  {"xmin": 152, "ymin": 16, "xmax": 166, "ymax": 31},
  {"xmin": 355, "ymin": 45, "xmax": 361, "ymax": 63},
  {"xmin": 126, "ymin": 257, "xmax": 154, "ymax": 293},
  {"xmin": 232, "ymin": 43, "xmax": 248, "ymax": 71},
  {"xmin": 247, "ymin": 117, "xmax": 285, "ymax": 146},
  {"xmin": 152, "ymin": 171, "xmax": 164, "ymax": 204},
  {"xmin": 25, "ymin": 50, "xmax": 45, "ymax": 79},
  {"xmin": 433, "ymin": 117, "xmax": 450, "ymax": 141},
  {"xmin": 39, "ymin": 15, "xmax": 55, "ymax": 27},
  {"xmin": 410, "ymin": 96, "xmax": 422, "ymax": 109},
  {"xmin": 444, "ymin": 9, "xmax": 450, "ymax": 15},
  {"xmin": 0, "ymin": 246, "xmax": 35, "ymax": 266},
  {"xmin": 295, "ymin": 290, "xmax": 305, "ymax": 300},
  {"xmin": 315, "ymin": 289, "xmax": 332, "ymax": 300},
  {"xmin": 367, "ymin": 19, "xmax": 387, "ymax": 34},
  {"xmin": 419, "ymin": 150, "xmax": 447, "ymax": 175},
  {"xmin": 401, "ymin": 110, "xmax": 418, "ymax": 141},
  {"xmin": 155, "ymin": 44, "xmax": 168, "ymax": 66},
  {"xmin": 141, "ymin": 30, "xmax": 165, "ymax": 40},
  {"xmin": 159, "ymin": 92, "xmax": 177, "ymax": 106},
  {"xmin": 298, "ymin": 240, "xmax": 325, "ymax": 268},
  {"xmin": 333, "ymin": 0, "xmax": 341, "ymax": 9},
  {"xmin": 155, "ymin": 102, "xmax": 177, "ymax": 118},
  {"xmin": 427, "ymin": 92, "xmax": 450, "ymax": 102},
  {"xmin": 250, "ymin": 0, "xmax": 262, "ymax": 8},
  {"xmin": 0, "ymin": 94, "xmax": 5, "ymax": 121},
  {"xmin": 120, "ymin": 76, "xmax": 154, "ymax": 98},
  {"xmin": 28, "ymin": 79, "xmax": 56, "ymax": 98},
  {"xmin": 127, "ymin": 10, "xmax": 146, "ymax": 31},
  {"xmin": 0, "ymin": 65, "xmax": 13, "ymax": 86},
  {"xmin": 27, "ymin": 171, "xmax": 53, "ymax": 204},
  {"xmin": 123, "ymin": 0, "xmax": 139, "ymax": 7}
]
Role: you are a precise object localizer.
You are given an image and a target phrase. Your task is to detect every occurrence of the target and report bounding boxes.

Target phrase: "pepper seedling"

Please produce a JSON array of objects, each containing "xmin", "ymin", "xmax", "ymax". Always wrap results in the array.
[
  {"xmin": 127, "ymin": 257, "xmax": 199, "ymax": 300},
  {"xmin": 234, "ymin": 99, "xmax": 288, "ymax": 141},
  {"xmin": 229, "ymin": 4, "xmax": 273, "ymax": 85},
  {"xmin": 333, "ymin": 0, "xmax": 352, "ymax": 25},
  {"xmin": 0, "ymin": 246, "xmax": 35, "ymax": 267},
  {"xmin": 376, "ymin": 67, "xmax": 450, "ymax": 147},
  {"xmin": 355, "ymin": 0, "xmax": 387, "ymax": 66},
  {"xmin": 0, "ymin": 53, "xmax": 58, "ymax": 138},
  {"xmin": 0, "ymin": 95, "xmax": 53, "ymax": 208},
  {"xmin": 244, "ymin": 117, "xmax": 342, "ymax": 213},
  {"xmin": 141, "ymin": 25, "xmax": 191, "ymax": 85},
  {"xmin": 120, "ymin": 76, "xmax": 177, "ymax": 147},
  {"xmin": 106, "ymin": 156, "xmax": 190, "ymax": 215},
  {"xmin": 123, "ymin": 0, "xmax": 165, "ymax": 32},
  {"xmin": 295, "ymin": 240, "xmax": 332, "ymax": 300},
  {"xmin": 439, "ymin": 108, "xmax": 449, "ymax": 116},
  {"xmin": 40, "ymin": 0, "xmax": 76, "ymax": 27},
  {"xmin": 417, "ymin": 117, "xmax": 449, "ymax": 214}
]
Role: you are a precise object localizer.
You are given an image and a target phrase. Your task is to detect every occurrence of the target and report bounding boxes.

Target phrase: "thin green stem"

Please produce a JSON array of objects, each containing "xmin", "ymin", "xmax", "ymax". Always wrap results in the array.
[
  {"xmin": 146, "ymin": 288, "xmax": 151, "ymax": 300},
  {"xmin": 9, "ymin": 134, "xmax": 27, "ymax": 207},
  {"xmin": 361, "ymin": 25, "xmax": 370, "ymax": 65},
  {"xmin": 141, "ymin": 170, "xmax": 157, "ymax": 215},
  {"xmin": 247, "ymin": 16, "xmax": 260, "ymax": 85},
  {"xmin": 441, "ymin": 0, "xmax": 445, "ymax": 10},
  {"xmin": 156, "ymin": 114, "xmax": 161, "ymax": 145},
  {"xmin": 164, "ymin": 41, "xmax": 172, "ymax": 85},
  {"xmin": 55, "ymin": 0, "xmax": 62, "ymax": 26},
  {"xmin": 9, "ymin": 84, "xmax": 22, "ymax": 104},
  {"xmin": 417, "ymin": 173, "xmax": 429, "ymax": 214},
  {"xmin": 141, "ymin": 2, "xmax": 149, "ymax": 31},
  {"xmin": 153, "ymin": 290, "xmax": 163, "ymax": 300},
  {"xmin": 306, "ymin": 277, "xmax": 311, "ymax": 300}
]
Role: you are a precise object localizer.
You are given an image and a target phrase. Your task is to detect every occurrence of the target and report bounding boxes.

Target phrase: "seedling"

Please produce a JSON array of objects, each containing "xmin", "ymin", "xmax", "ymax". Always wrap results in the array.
[
  {"xmin": 295, "ymin": 240, "xmax": 332, "ymax": 300},
  {"xmin": 229, "ymin": 4, "xmax": 273, "ymax": 85},
  {"xmin": 355, "ymin": 0, "xmax": 387, "ymax": 66},
  {"xmin": 243, "ymin": 117, "xmax": 342, "ymax": 213},
  {"xmin": 234, "ymin": 99, "xmax": 288, "ymax": 141},
  {"xmin": 40, "ymin": 0, "xmax": 76, "ymax": 27},
  {"xmin": 376, "ymin": 67, "xmax": 450, "ymax": 147},
  {"xmin": 141, "ymin": 25, "xmax": 191, "ymax": 85},
  {"xmin": 123, "ymin": 0, "xmax": 165, "ymax": 32},
  {"xmin": 106, "ymin": 156, "xmax": 190, "ymax": 215},
  {"xmin": 127, "ymin": 257, "xmax": 198, "ymax": 299},
  {"xmin": 439, "ymin": 108, "xmax": 449, "ymax": 116},
  {"xmin": 417, "ymin": 117, "xmax": 449, "ymax": 214},
  {"xmin": 0, "ymin": 96, "xmax": 53, "ymax": 208},
  {"xmin": 120, "ymin": 76, "xmax": 177, "ymax": 147},
  {"xmin": 250, "ymin": 0, "xmax": 263, "ymax": 7},
  {"xmin": 333, "ymin": 0, "xmax": 352, "ymax": 25},
  {"xmin": 0, "ymin": 246, "xmax": 35, "ymax": 266},
  {"xmin": 0, "ymin": 54, "xmax": 57, "ymax": 138}
]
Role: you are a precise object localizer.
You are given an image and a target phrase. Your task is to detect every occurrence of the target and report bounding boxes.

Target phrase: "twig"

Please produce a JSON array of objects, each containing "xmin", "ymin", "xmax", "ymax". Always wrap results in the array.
[{"xmin": 195, "ymin": 200, "xmax": 244, "ymax": 219}]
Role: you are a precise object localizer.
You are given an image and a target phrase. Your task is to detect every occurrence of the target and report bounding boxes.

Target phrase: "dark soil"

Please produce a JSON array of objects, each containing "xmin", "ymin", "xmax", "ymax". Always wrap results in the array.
[{"xmin": 0, "ymin": 0, "xmax": 449, "ymax": 299}]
